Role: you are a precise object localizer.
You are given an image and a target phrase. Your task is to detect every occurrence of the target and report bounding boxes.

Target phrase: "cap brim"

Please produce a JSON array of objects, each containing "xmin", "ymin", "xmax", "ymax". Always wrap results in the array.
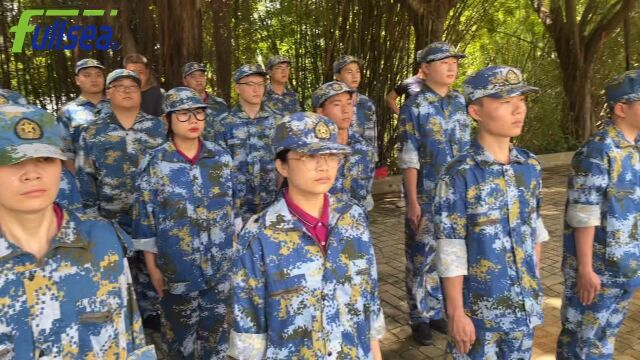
[
  {"xmin": 426, "ymin": 53, "xmax": 466, "ymax": 63},
  {"xmin": 297, "ymin": 142, "xmax": 352, "ymax": 155},
  {"xmin": 236, "ymin": 71, "xmax": 268, "ymax": 82},
  {"xmin": 76, "ymin": 65, "xmax": 104, "ymax": 74},
  {"xmin": 611, "ymin": 93, "xmax": 640, "ymax": 105},
  {"xmin": 108, "ymin": 75, "xmax": 141, "ymax": 87},
  {"xmin": 485, "ymin": 85, "xmax": 541, "ymax": 99},
  {"xmin": 1, "ymin": 144, "xmax": 66, "ymax": 166},
  {"xmin": 166, "ymin": 103, "xmax": 208, "ymax": 113}
]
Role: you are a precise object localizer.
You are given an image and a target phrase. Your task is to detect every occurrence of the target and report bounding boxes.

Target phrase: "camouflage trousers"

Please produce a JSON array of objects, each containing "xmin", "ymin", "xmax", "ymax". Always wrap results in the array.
[
  {"xmin": 130, "ymin": 252, "xmax": 163, "ymax": 332},
  {"xmin": 447, "ymin": 327, "xmax": 534, "ymax": 359},
  {"xmin": 404, "ymin": 202, "xmax": 444, "ymax": 325},
  {"xmin": 161, "ymin": 283, "xmax": 230, "ymax": 360},
  {"xmin": 557, "ymin": 273, "xmax": 634, "ymax": 360}
]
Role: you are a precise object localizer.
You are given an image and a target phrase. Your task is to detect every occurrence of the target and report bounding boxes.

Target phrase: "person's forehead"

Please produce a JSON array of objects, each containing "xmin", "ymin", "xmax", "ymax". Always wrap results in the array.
[
  {"xmin": 272, "ymin": 63, "xmax": 290, "ymax": 69},
  {"xmin": 326, "ymin": 92, "xmax": 352, "ymax": 103},
  {"xmin": 341, "ymin": 62, "xmax": 360, "ymax": 71}
]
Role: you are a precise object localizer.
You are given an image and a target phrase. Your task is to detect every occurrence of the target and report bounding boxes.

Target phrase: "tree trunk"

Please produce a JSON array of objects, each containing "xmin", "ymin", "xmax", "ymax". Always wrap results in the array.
[
  {"xmin": 156, "ymin": 0, "xmax": 203, "ymax": 89},
  {"xmin": 398, "ymin": 0, "xmax": 458, "ymax": 51},
  {"xmin": 211, "ymin": 0, "xmax": 232, "ymax": 103},
  {"xmin": 532, "ymin": 0, "xmax": 636, "ymax": 141}
]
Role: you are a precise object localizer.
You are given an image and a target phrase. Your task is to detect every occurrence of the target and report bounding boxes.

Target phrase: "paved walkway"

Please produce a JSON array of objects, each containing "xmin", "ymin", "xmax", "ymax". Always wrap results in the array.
[{"xmin": 372, "ymin": 165, "xmax": 640, "ymax": 359}]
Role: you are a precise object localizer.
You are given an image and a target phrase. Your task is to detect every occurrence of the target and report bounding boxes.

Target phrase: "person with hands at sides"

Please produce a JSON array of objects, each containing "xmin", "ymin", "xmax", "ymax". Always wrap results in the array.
[
  {"xmin": 433, "ymin": 66, "xmax": 548, "ymax": 359},
  {"xmin": 556, "ymin": 69, "xmax": 640, "ymax": 359}
]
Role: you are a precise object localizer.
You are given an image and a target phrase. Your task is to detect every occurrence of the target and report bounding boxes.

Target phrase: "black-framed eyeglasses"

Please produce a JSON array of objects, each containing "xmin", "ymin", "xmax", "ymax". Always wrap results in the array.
[{"xmin": 173, "ymin": 108, "xmax": 207, "ymax": 122}]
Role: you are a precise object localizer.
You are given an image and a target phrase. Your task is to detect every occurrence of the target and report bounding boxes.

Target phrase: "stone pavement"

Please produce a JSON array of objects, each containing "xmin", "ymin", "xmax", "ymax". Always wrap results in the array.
[{"xmin": 371, "ymin": 165, "xmax": 640, "ymax": 359}]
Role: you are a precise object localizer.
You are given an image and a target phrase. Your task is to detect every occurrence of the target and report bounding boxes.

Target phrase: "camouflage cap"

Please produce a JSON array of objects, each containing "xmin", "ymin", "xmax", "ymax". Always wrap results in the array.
[
  {"xmin": 233, "ymin": 64, "xmax": 268, "ymax": 83},
  {"xmin": 463, "ymin": 65, "xmax": 540, "ymax": 103},
  {"xmin": 605, "ymin": 69, "xmax": 640, "ymax": 106},
  {"xmin": 106, "ymin": 69, "xmax": 141, "ymax": 88},
  {"xmin": 273, "ymin": 112, "xmax": 352, "ymax": 155},
  {"xmin": 0, "ymin": 104, "xmax": 66, "ymax": 165},
  {"xmin": 311, "ymin": 81, "xmax": 355, "ymax": 108},
  {"xmin": 163, "ymin": 87, "xmax": 207, "ymax": 114},
  {"xmin": 267, "ymin": 55, "xmax": 291, "ymax": 71},
  {"xmin": 333, "ymin": 55, "xmax": 364, "ymax": 75},
  {"xmin": 182, "ymin": 62, "xmax": 207, "ymax": 78},
  {"xmin": 0, "ymin": 89, "xmax": 28, "ymax": 105},
  {"xmin": 417, "ymin": 42, "xmax": 466, "ymax": 63},
  {"xmin": 74, "ymin": 58, "xmax": 104, "ymax": 74}
]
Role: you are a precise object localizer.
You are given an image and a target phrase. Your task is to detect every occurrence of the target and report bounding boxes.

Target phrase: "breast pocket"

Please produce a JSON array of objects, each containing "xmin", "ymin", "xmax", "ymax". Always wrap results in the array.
[
  {"xmin": 467, "ymin": 187, "xmax": 505, "ymax": 234},
  {"xmin": 76, "ymin": 295, "xmax": 122, "ymax": 354}
]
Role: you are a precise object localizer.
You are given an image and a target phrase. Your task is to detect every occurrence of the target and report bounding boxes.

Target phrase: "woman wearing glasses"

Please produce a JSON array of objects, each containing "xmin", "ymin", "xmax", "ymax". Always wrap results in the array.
[
  {"xmin": 132, "ymin": 87, "xmax": 237, "ymax": 359},
  {"xmin": 228, "ymin": 112, "xmax": 385, "ymax": 360}
]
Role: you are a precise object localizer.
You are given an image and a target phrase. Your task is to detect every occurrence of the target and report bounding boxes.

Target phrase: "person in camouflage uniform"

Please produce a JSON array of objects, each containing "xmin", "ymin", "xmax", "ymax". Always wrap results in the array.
[
  {"xmin": 228, "ymin": 112, "xmax": 384, "ymax": 360},
  {"xmin": 132, "ymin": 87, "xmax": 237, "ymax": 359},
  {"xmin": 556, "ymin": 69, "xmax": 640, "ymax": 359},
  {"xmin": 312, "ymin": 81, "xmax": 376, "ymax": 211},
  {"xmin": 333, "ymin": 55, "xmax": 377, "ymax": 158},
  {"xmin": 0, "ymin": 103, "xmax": 155, "ymax": 359},
  {"xmin": 434, "ymin": 66, "xmax": 548, "ymax": 359},
  {"xmin": 396, "ymin": 41, "xmax": 470, "ymax": 344},
  {"xmin": 213, "ymin": 64, "xmax": 279, "ymax": 223},
  {"xmin": 182, "ymin": 61, "xmax": 228, "ymax": 141},
  {"xmin": 263, "ymin": 55, "xmax": 302, "ymax": 115},
  {"xmin": 57, "ymin": 58, "xmax": 109, "ymax": 171},
  {"xmin": 75, "ymin": 69, "xmax": 167, "ymax": 342},
  {"xmin": 0, "ymin": 88, "xmax": 84, "ymax": 213}
]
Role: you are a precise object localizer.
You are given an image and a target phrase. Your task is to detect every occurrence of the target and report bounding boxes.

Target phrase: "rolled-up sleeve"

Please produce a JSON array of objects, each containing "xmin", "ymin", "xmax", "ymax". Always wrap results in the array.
[
  {"xmin": 565, "ymin": 148, "xmax": 608, "ymax": 228},
  {"xmin": 228, "ymin": 229, "xmax": 267, "ymax": 360},
  {"xmin": 433, "ymin": 174, "xmax": 468, "ymax": 277},
  {"xmin": 131, "ymin": 159, "xmax": 159, "ymax": 254},
  {"xmin": 397, "ymin": 102, "xmax": 420, "ymax": 170}
]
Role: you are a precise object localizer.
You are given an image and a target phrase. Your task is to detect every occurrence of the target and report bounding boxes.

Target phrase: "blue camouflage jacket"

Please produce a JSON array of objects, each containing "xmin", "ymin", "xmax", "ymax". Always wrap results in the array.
[
  {"xmin": 329, "ymin": 133, "xmax": 376, "ymax": 211},
  {"xmin": 434, "ymin": 140, "xmax": 548, "ymax": 331},
  {"xmin": 263, "ymin": 84, "xmax": 302, "ymax": 115},
  {"xmin": 75, "ymin": 111, "xmax": 166, "ymax": 233},
  {"xmin": 351, "ymin": 93, "xmax": 377, "ymax": 158},
  {"xmin": 57, "ymin": 168, "xmax": 83, "ymax": 213},
  {"xmin": 229, "ymin": 195, "xmax": 385, "ymax": 359},
  {"xmin": 213, "ymin": 105, "xmax": 279, "ymax": 222},
  {"xmin": 57, "ymin": 96, "xmax": 109, "ymax": 159},
  {"xmin": 132, "ymin": 140, "xmax": 238, "ymax": 295},
  {"xmin": 0, "ymin": 208, "xmax": 155, "ymax": 359},
  {"xmin": 398, "ymin": 87, "xmax": 471, "ymax": 206},
  {"xmin": 563, "ymin": 121, "xmax": 640, "ymax": 289}
]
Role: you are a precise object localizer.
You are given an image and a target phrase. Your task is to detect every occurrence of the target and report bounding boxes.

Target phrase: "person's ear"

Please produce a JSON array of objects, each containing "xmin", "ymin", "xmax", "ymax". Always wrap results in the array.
[
  {"xmin": 467, "ymin": 102, "xmax": 483, "ymax": 122},
  {"xmin": 613, "ymin": 102, "xmax": 627, "ymax": 119},
  {"xmin": 275, "ymin": 158, "xmax": 289, "ymax": 178}
]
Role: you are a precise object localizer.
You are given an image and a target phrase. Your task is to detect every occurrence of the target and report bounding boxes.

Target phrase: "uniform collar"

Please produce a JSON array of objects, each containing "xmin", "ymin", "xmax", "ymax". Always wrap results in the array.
[
  {"xmin": 419, "ymin": 84, "xmax": 456, "ymax": 104},
  {"xmin": 161, "ymin": 139, "xmax": 217, "ymax": 163},
  {"xmin": 230, "ymin": 104, "xmax": 273, "ymax": 120},
  {"xmin": 266, "ymin": 83, "xmax": 295, "ymax": 96},
  {"xmin": 0, "ymin": 207, "xmax": 89, "ymax": 262},
  {"xmin": 76, "ymin": 95, "xmax": 107, "ymax": 107},
  {"xmin": 107, "ymin": 110, "xmax": 154, "ymax": 129},
  {"xmin": 469, "ymin": 139, "xmax": 526, "ymax": 168},
  {"xmin": 264, "ymin": 194, "xmax": 352, "ymax": 233},
  {"xmin": 604, "ymin": 120, "xmax": 640, "ymax": 149}
]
